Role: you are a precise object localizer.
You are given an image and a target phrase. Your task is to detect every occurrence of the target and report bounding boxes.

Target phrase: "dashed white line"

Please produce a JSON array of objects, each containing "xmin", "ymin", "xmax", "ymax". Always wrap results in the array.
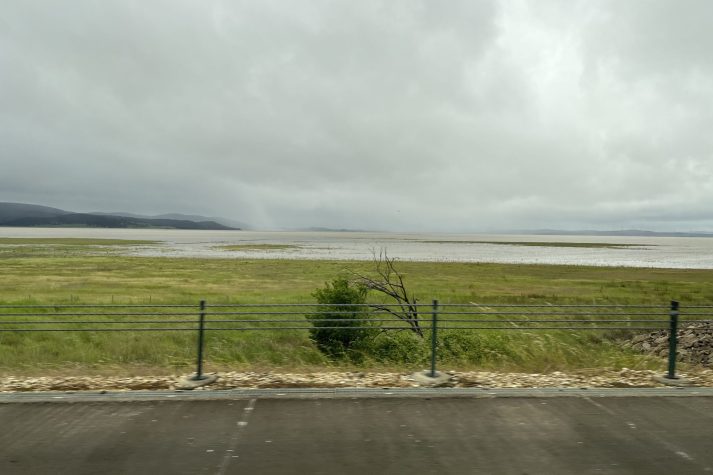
[{"xmin": 215, "ymin": 398, "xmax": 257, "ymax": 475}]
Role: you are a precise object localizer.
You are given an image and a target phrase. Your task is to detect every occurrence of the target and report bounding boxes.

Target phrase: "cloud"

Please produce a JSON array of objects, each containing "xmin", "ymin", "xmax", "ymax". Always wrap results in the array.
[{"xmin": 1, "ymin": 0, "xmax": 712, "ymax": 231}]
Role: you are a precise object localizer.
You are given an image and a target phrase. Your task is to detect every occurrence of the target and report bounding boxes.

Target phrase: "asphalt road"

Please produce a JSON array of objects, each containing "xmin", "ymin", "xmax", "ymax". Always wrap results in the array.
[{"xmin": 2, "ymin": 391, "xmax": 713, "ymax": 474}]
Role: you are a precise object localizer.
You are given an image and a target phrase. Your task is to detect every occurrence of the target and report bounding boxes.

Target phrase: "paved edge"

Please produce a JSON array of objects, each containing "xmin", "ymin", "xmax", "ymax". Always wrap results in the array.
[{"xmin": 2, "ymin": 387, "xmax": 713, "ymax": 403}]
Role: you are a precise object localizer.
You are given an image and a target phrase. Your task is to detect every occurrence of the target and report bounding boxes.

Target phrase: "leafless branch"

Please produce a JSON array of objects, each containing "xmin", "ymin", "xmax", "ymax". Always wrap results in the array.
[{"xmin": 351, "ymin": 250, "xmax": 423, "ymax": 337}]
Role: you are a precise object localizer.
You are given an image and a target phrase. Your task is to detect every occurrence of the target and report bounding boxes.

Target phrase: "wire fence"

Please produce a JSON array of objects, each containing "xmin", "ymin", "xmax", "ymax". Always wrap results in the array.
[{"xmin": 1, "ymin": 300, "xmax": 712, "ymax": 382}]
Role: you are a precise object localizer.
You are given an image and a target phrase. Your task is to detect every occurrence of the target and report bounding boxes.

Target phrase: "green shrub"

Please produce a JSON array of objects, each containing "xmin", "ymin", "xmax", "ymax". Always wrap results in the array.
[
  {"xmin": 439, "ymin": 331, "xmax": 514, "ymax": 365},
  {"xmin": 368, "ymin": 332, "xmax": 429, "ymax": 364},
  {"xmin": 307, "ymin": 278, "xmax": 375, "ymax": 357}
]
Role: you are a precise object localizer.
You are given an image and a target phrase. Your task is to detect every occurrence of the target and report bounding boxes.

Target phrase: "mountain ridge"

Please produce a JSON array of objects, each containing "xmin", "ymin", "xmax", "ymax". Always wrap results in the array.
[
  {"xmin": 514, "ymin": 229, "xmax": 713, "ymax": 238},
  {"xmin": 0, "ymin": 202, "xmax": 239, "ymax": 230}
]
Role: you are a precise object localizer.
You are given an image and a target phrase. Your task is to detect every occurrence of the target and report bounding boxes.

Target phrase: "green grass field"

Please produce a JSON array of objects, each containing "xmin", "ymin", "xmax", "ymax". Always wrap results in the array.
[{"xmin": 1, "ymin": 240, "xmax": 712, "ymax": 375}]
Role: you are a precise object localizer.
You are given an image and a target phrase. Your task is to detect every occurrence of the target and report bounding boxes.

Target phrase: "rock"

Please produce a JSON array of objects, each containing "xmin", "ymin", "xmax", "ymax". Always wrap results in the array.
[{"xmin": 624, "ymin": 322, "xmax": 713, "ymax": 368}]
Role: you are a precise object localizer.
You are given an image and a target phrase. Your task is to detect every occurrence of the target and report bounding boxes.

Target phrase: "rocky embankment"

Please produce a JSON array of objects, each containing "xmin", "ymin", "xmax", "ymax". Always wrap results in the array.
[
  {"xmin": 624, "ymin": 322, "xmax": 713, "ymax": 367},
  {"xmin": 2, "ymin": 368, "xmax": 713, "ymax": 392}
]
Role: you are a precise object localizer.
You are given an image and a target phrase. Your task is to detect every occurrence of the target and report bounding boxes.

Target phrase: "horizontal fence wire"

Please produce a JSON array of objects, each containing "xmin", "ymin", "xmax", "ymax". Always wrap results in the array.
[
  {"xmin": 2, "ymin": 303, "xmax": 707, "ymax": 309},
  {"xmin": 436, "ymin": 304, "xmax": 669, "ymax": 308},
  {"xmin": 6, "ymin": 311, "xmax": 713, "ymax": 317},
  {"xmin": 0, "ymin": 326, "xmax": 673, "ymax": 333},
  {"xmin": 0, "ymin": 328, "xmax": 198, "ymax": 332},
  {"xmin": 1, "ymin": 302, "xmax": 707, "ymax": 333},
  {"xmin": 0, "ymin": 304, "xmax": 199, "ymax": 308},
  {"xmin": 0, "ymin": 312, "xmax": 199, "ymax": 317},
  {"xmin": 434, "ymin": 311, "xmax": 670, "ymax": 316},
  {"xmin": 0, "ymin": 320, "xmax": 197, "ymax": 325},
  {"xmin": 0, "ymin": 318, "xmax": 415, "ymax": 325}
]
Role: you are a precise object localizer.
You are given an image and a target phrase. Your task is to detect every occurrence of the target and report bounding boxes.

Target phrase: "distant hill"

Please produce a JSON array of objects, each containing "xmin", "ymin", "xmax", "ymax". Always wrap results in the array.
[
  {"xmin": 92, "ymin": 211, "xmax": 249, "ymax": 230},
  {"xmin": 0, "ymin": 202, "xmax": 70, "ymax": 220},
  {"xmin": 0, "ymin": 202, "xmax": 239, "ymax": 230},
  {"xmin": 516, "ymin": 229, "xmax": 713, "ymax": 238}
]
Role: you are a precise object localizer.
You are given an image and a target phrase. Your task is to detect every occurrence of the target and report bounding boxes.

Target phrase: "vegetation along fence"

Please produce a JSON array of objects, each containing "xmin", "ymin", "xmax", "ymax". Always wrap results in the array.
[{"xmin": 1, "ymin": 301, "xmax": 712, "ymax": 382}]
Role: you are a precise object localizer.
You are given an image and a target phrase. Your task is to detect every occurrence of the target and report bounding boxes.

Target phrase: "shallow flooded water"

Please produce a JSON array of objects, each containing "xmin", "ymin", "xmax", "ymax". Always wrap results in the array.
[{"xmin": 1, "ymin": 227, "xmax": 712, "ymax": 269}]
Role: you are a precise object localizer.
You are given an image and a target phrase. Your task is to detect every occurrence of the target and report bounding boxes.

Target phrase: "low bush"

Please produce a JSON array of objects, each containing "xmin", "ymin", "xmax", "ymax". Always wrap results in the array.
[
  {"xmin": 307, "ymin": 278, "xmax": 376, "ymax": 358},
  {"xmin": 368, "ymin": 332, "xmax": 430, "ymax": 364}
]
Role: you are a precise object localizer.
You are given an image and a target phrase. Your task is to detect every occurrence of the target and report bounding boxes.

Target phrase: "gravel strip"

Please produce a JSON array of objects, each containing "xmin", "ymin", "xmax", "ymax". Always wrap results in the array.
[{"xmin": 3, "ymin": 368, "xmax": 713, "ymax": 392}]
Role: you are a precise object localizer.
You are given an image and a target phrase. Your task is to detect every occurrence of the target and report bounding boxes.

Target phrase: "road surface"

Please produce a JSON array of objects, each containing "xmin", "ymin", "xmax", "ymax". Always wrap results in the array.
[{"xmin": 1, "ymin": 389, "xmax": 712, "ymax": 474}]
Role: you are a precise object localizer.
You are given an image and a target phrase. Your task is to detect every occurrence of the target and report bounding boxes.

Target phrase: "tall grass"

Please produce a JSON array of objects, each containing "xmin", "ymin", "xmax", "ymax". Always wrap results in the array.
[{"xmin": 0, "ymin": 253, "xmax": 711, "ymax": 374}]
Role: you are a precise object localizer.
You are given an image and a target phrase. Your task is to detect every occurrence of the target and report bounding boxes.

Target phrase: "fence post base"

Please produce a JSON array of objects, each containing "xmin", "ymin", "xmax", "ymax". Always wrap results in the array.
[
  {"xmin": 652, "ymin": 374, "xmax": 692, "ymax": 387},
  {"xmin": 177, "ymin": 373, "xmax": 219, "ymax": 390},
  {"xmin": 410, "ymin": 370, "xmax": 451, "ymax": 386}
]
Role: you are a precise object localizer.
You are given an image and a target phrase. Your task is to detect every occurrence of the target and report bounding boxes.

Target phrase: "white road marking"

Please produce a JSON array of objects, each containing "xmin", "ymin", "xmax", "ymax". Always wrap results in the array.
[{"xmin": 215, "ymin": 398, "xmax": 257, "ymax": 475}]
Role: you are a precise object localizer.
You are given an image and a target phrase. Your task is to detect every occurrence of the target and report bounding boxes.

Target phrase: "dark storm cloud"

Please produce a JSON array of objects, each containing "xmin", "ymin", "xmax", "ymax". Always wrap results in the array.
[{"xmin": 1, "ymin": 0, "xmax": 712, "ymax": 231}]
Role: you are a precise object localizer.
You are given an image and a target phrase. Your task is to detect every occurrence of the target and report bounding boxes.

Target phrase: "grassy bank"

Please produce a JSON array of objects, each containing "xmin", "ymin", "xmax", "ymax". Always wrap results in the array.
[
  {"xmin": 1, "ymin": 253, "xmax": 712, "ymax": 375},
  {"xmin": 3, "ymin": 255, "xmax": 713, "ymax": 304}
]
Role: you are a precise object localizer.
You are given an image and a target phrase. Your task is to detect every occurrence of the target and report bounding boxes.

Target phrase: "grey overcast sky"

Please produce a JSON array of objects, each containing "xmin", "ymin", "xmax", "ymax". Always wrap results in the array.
[{"xmin": 1, "ymin": 1, "xmax": 712, "ymax": 232}]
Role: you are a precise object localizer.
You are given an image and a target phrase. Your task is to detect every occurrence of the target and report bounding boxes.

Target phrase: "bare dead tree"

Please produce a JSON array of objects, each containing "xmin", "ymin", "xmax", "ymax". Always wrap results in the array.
[{"xmin": 351, "ymin": 250, "xmax": 423, "ymax": 337}]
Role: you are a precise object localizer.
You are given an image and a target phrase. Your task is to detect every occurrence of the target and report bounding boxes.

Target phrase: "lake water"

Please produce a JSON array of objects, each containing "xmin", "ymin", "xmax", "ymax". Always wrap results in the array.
[{"xmin": 1, "ymin": 227, "xmax": 713, "ymax": 269}]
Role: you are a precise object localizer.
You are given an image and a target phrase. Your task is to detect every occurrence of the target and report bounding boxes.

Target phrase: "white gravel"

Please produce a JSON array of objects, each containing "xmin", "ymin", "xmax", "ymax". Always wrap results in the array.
[{"xmin": 3, "ymin": 368, "xmax": 713, "ymax": 392}]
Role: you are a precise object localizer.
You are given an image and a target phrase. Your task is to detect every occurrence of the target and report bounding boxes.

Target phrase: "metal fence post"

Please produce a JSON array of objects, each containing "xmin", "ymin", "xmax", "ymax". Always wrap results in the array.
[
  {"xmin": 666, "ymin": 300, "xmax": 679, "ymax": 380},
  {"xmin": 193, "ymin": 299, "xmax": 207, "ymax": 381},
  {"xmin": 430, "ymin": 299, "xmax": 439, "ymax": 377}
]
